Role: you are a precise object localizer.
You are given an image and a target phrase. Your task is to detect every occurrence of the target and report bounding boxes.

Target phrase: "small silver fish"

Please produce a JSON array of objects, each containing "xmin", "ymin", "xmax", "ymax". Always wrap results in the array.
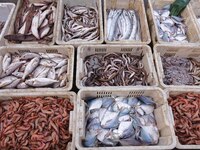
[
  {"xmin": 39, "ymin": 59, "xmax": 57, "ymax": 67},
  {"xmin": 2, "ymin": 53, "xmax": 11, "ymax": 72},
  {"xmin": 47, "ymin": 67, "xmax": 56, "ymax": 79},
  {"xmin": 58, "ymin": 65, "xmax": 68, "ymax": 77},
  {"xmin": 3, "ymin": 79, "xmax": 21, "ymax": 89},
  {"xmin": 23, "ymin": 57, "xmax": 40, "ymax": 80},
  {"xmin": 17, "ymin": 82, "xmax": 29, "ymax": 89},
  {"xmin": 0, "ymin": 76, "xmax": 17, "ymax": 88},
  {"xmin": 25, "ymin": 78, "xmax": 58, "ymax": 87},
  {"xmin": 55, "ymin": 59, "xmax": 68, "ymax": 69},
  {"xmin": 100, "ymin": 110, "xmax": 119, "ymax": 129},
  {"xmin": 5, "ymin": 61, "xmax": 26, "ymax": 76},
  {"xmin": 20, "ymin": 52, "xmax": 41, "ymax": 60}
]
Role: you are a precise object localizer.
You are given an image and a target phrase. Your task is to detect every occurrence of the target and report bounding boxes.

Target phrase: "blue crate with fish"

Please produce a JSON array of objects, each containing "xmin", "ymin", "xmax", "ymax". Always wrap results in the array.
[
  {"xmin": 147, "ymin": 0, "xmax": 200, "ymax": 45},
  {"xmin": 75, "ymin": 87, "xmax": 176, "ymax": 149},
  {"xmin": 104, "ymin": 0, "xmax": 151, "ymax": 45}
]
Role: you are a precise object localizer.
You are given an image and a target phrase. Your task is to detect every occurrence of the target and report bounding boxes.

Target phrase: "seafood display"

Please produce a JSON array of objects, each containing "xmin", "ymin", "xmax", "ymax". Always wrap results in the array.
[
  {"xmin": 81, "ymin": 53, "xmax": 149, "ymax": 86},
  {"xmin": 61, "ymin": 5, "xmax": 99, "ymax": 42},
  {"xmin": 169, "ymin": 93, "xmax": 200, "ymax": 145},
  {"xmin": 0, "ymin": 52, "xmax": 68, "ymax": 89},
  {"xmin": 153, "ymin": 5, "xmax": 188, "ymax": 42},
  {"xmin": 5, "ymin": 0, "xmax": 57, "ymax": 44},
  {"xmin": 83, "ymin": 96, "xmax": 159, "ymax": 147},
  {"xmin": 162, "ymin": 56, "xmax": 200, "ymax": 85},
  {"xmin": 107, "ymin": 9, "xmax": 141, "ymax": 41},
  {"xmin": 0, "ymin": 96, "xmax": 74, "ymax": 149},
  {"xmin": 0, "ymin": 21, "xmax": 5, "ymax": 34}
]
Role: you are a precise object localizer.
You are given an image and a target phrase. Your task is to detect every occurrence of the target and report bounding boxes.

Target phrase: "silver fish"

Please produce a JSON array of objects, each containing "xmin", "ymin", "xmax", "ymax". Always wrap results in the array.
[
  {"xmin": 17, "ymin": 82, "xmax": 29, "ymax": 89},
  {"xmin": 25, "ymin": 78, "xmax": 58, "ymax": 87},
  {"xmin": 5, "ymin": 61, "xmax": 26, "ymax": 76},
  {"xmin": 117, "ymin": 121, "xmax": 134, "ymax": 138},
  {"xmin": 55, "ymin": 59, "xmax": 68, "ymax": 69},
  {"xmin": 0, "ymin": 56, "xmax": 3, "ymax": 76},
  {"xmin": 20, "ymin": 52, "xmax": 41, "ymax": 60},
  {"xmin": 83, "ymin": 131, "xmax": 97, "ymax": 147},
  {"xmin": 3, "ymin": 79, "xmax": 21, "ymax": 89},
  {"xmin": 31, "ymin": 11, "xmax": 40, "ymax": 39},
  {"xmin": 12, "ymin": 71, "xmax": 24, "ymax": 78},
  {"xmin": 88, "ymin": 98, "xmax": 103, "ymax": 111},
  {"xmin": 39, "ymin": 53, "xmax": 65, "ymax": 59},
  {"xmin": 100, "ymin": 110, "xmax": 119, "ymax": 129},
  {"xmin": 2, "ymin": 53, "xmax": 11, "ymax": 72},
  {"xmin": 47, "ymin": 67, "xmax": 56, "ymax": 80},
  {"xmin": 58, "ymin": 65, "xmax": 68, "ymax": 77},
  {"xmin": 39, "ymin": 59, "xmax": 57, "ymax": 67},
  {"xmin": 0, "ymin": 76, "xmax": 17, "ymax": 88},
  {"xmin": 23, "ymin": 57, "xmax": 40, "ymax": 80}
]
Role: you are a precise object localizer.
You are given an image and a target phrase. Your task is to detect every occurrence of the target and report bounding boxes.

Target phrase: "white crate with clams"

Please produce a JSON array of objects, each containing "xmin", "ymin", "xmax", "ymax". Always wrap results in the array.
[{"xmin": 154, "ymin": 44, "xmax": 200, "ymax": 89}]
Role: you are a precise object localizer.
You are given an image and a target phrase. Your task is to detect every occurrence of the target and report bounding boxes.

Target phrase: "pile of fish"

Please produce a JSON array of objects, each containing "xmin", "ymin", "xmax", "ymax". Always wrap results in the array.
[
  {"xmin": 0, "ymin": 52, "xmax": 69, "ymax": 89},
  {"xmin": 0, "ymin": 96, "xmax": 73, "ymax": 149},
  {"xmin": 62, "ymin": 5, "xmax": 99, "ymax": 42},
  {"xmin": 82, "ymin": 53, "xmax": 149, "ymax": 86},
  {"xmin": 162, "ymin": 56, "xmax": 200, "ymax": 85},
  {"xmin": 153, "ymin": 5, "xmax": 188, "ymax": 42},
  {"xmin": 4, "ymin": 0, "xmax": 57, "ymax": 44},
  {"xmin": 107, "ymin": 9, "xmax": 141, "ymax": 41},
  {"xmin": 169, "ymin": 93, "xmax": 200, "ymax": 145},
  {"xmin": 0, "ymin": 21, "xmax": 5, "ymax": 34},
  {"xmin": 83, "ymin": 96, "xmax": 159, "ymax": 147}
]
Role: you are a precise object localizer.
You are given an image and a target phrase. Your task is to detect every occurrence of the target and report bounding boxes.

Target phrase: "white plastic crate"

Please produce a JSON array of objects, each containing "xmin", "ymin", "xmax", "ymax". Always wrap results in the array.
[{"xmin": 76, "ymin": 87, "xmax": 176, "ymax": 150}]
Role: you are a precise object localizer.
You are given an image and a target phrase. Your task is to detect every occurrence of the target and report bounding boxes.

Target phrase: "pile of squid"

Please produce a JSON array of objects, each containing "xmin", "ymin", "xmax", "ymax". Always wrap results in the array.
[
  {"xmin": 0, "ymin": 21, "xmax": 5, "ymax": 34},
  {"xmin": 107, "ymin": 9, "xmax": 141, "ymax": 41},
  {"xmin": 169, "ymin": 93, "xmax": 200, "ymax": 145},
  {"xmin": 153, "ymin": 5, "xmax": 188, "ymax": 42},
  {"xmin": 162, "ymin": 56, "xmax": 200, "ymax": 85},
  {"xmin": 0, "ymin": 52, "xmax": 68, "ymax": 89},
  {"xmin": 0, "ymin": 96, "xmax": 74, "ymax": 150},
  {"xmin": 5, "ymin": 0, "xmax": 56, "ymax": 44},
  {"xmin": 82, "ymin": 53, "xmax": 149, "ymax": 86},
  {"xmin": 61, "ymin": 5, "xmax": 99, "ymax": 42},
  {"xmin": 83, "ymin": 96, "xmax": 159, "ymax": 147}
]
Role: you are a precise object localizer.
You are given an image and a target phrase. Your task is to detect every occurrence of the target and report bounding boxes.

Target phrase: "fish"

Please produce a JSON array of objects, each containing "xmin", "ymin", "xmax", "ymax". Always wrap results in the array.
[
  {"xmin": 39, "ymin": 59, "xmax": 57, "ymax": 67},
  {"xmin": 112, "ymin": 101, "xmax": 131, "ymax": 114},
  {"xmin": 55, "ymin": 59, "xmax": 68, "ymax": 69},
  {"xmin": 0, "ymin": 76, "xmax": 18, "ymax": 88},
  {"xmin": 17, "ymin": 82, "xmax": 29, "ymax": 89},
  {"xmin": 2, "ymin": 53, "xmax": 12, "ymax": 72},
  {"xmin": 0, "ymin": 56, "xmax": 3, "ymax": 76},
  {"xmin": 3, "ymin": 79, "xmax": 21, "ymax": 89},
  {"xmin": 117, "ymin": 121, "xmax": 134, "ymax": 138},
  {"xmin": 23, "ymin": 57, "xmax": 40, "ymax": 80},
  {"xmin": 58, "ymin": 65, "xmax": 68, "ymax": 77},
  {"xmin": 100, "ymin": 110, "xmax": 119, "ymax": 129},
  {"xmin": 139, "ymin": 125, "xmax": 159, "ymax": 144},
  {"xmin": 88, "ymin": 98, "xmax": 103, "ymax": 111},
  {"xmin": 25, "ymin": 78, "xmax": 58, "ymax": 87},
  {"xmin": 31, "ymin": 11, "xmax": 40, "ymax": 39},
  {"xmin": 39, "ymin": 53, "xmax": 65, "ymax": 59},
  {"xmin": 47, "ymin": 67, "xmax": 56, "ymax": 80},
  {"xmin": 20, "ymin": 52, "xmax": 41, "ymax": 60},
  {"xmin": 5, "ymin": 61, "xmax": 26, "ymax": 76},
  {"xmin": 83, "ymin": 131, "xmax": 97, "ymax": 147}
]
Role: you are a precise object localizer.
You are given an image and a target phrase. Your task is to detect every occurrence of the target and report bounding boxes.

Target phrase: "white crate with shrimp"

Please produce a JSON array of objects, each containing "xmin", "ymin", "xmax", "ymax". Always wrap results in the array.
[{"xmin": 0, "ymin": 91, "xmax": 76, "ymax": 150}]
